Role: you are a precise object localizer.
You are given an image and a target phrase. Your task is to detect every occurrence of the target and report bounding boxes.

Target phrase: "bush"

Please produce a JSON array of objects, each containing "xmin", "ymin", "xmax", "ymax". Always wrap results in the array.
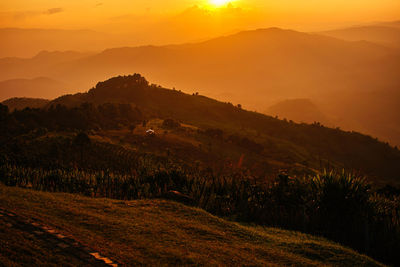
[{"xmin": 162, "ymin": 119, "xmax": 181, "ymax": 129}]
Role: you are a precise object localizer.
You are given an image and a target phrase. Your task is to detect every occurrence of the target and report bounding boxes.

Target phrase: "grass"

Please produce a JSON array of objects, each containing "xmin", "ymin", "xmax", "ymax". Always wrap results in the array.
[
  {"xmin": 0, "ymin": 222, "xmax": 86, "ymax": 267},
  {"xmin": 0, "ymin": 184, "xmax": 384, "ymax": 266}
]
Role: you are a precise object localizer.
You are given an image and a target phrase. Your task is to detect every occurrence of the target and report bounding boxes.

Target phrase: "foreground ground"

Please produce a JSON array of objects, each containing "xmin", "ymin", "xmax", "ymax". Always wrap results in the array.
[{"xmin": 0, "ymin": 184, "xmax": 384, "ymax": 266}]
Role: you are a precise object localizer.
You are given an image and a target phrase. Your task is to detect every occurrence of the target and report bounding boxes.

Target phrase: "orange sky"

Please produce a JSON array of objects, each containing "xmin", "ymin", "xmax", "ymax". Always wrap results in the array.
[{"xmin": 1, "ymin": 0, "xmax": 399, "ymax": 39}]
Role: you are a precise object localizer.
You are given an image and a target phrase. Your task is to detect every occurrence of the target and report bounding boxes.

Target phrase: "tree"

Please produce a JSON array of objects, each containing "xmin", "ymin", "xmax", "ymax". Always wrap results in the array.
[
  {"xmin": 162, "ymin": 119, "xmax": 180, "ymax": 129},
  {"xmin": 0, "ymin": 104, "xmax": 9, "ymax": 124},
  {"xmin": 73, "ymin": 132, "xmax": 91, "ymax": 164},
  {"xmin": 129, "ymin": 124, "xmax": 137, "ymax": 133}
]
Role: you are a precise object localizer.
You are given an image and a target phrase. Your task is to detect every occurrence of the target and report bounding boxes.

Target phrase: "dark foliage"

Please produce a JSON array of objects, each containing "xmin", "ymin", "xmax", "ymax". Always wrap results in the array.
[
  {"xmin": 162, "ymin": 119, "xmax": 181, "ymax": 129},
  {"xmin": 0, "ymin": 102, "xmax": 143, "ymax": 136}
]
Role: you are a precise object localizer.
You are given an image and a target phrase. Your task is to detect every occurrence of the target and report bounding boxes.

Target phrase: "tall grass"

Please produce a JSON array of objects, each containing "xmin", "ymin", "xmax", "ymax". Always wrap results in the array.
[{"xmin": 0, "ymin": 163, "xmax": 399, "ymax": 265}]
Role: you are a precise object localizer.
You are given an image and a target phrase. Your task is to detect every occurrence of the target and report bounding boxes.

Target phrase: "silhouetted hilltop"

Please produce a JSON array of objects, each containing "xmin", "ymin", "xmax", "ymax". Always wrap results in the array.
[{"xmin": 49, "ymin": 74, "xmax": 400, "ymax": 184}]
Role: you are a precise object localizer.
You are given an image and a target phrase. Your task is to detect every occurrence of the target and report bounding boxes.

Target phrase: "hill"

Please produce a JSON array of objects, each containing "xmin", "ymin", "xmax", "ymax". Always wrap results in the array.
[
  {"xmin": 320, "ymin": 24, "xmax": 400, "ymax": 48},
  {"xmin": 0, "ymin": 50, "xmax": 90, "ymax": 85},
  {"xmin": 0, "ymin": 28, "xmax": 124, "ymax": 58},
  {"xmin": 0, "ymin": 184, "xmax": 383, "ymax": 266},
  {"xmin": 265, "ymin": 98, "xmax": 333, "ymax": 125},
  {"xmin": 46, "ymin": 74, "xmax": 400, "ymax": 184},
  {"xmin": 1, "ymin": 27, "xmax": 399, "ymax": 145},
  {"xmin": 2, "ymin": 97, "xmax": 50, "ymax": 111},
  {"xmin": 0, "ymin": 77, "xmax": 68, "ymax": 101},
  {"xmin": 1, "ymin": 74, "xmax": 400, "ymax": 265}
]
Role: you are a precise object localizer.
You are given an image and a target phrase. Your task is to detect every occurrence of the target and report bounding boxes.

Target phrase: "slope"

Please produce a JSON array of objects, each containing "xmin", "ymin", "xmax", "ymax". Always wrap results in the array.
[
  {"xmin": 48, "ymin": 74, "xmax": 400, "ymax": 184},
  {"xmin": 0, "ymin": 184, "xmax": 383, "ymax": 266},
  {"xmin": 265, "ymin": 98, "xmax": 333, "ymax": 125}
]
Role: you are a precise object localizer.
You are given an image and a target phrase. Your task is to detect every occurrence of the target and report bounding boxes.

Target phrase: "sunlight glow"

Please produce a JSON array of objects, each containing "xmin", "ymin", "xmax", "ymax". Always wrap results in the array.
[{"xmin": 210, "ymin": 0, "xmax": 232, "ymax": 7}]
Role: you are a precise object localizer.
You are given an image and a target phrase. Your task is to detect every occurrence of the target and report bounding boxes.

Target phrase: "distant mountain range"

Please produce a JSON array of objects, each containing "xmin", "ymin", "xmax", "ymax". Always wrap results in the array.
[
  {"xmin": 0, "ymin": 77, "xmax": 68, "ymax": 102},
  {"xmin": 0, "ymin": 28, "xmax": 128, "ymax": 58},
  {"xmin": 0, "ymin": 23, "xmax": 399, "ymax": 145},
  {"xmin": 320, "ymin": 24, "xmax": 400, "ymax": 48}
]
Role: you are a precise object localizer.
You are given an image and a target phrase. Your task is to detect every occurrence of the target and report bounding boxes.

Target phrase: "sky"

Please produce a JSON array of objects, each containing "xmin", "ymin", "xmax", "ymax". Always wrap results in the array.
[{"xmin": 0, "ymin": 0, "xmax": 399, "ymax": 37}]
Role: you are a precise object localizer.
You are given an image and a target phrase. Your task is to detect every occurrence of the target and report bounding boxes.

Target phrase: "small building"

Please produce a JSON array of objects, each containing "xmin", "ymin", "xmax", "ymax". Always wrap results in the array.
[{"xmin": 146, "ymin": 129, "xmax": 155, "ymax": 136}]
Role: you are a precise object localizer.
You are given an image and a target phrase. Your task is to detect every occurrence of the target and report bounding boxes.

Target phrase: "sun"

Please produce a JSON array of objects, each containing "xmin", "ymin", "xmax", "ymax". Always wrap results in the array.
[{"xmin": 209, "ymin": 0, "xmax": 232, "ymax": 7}]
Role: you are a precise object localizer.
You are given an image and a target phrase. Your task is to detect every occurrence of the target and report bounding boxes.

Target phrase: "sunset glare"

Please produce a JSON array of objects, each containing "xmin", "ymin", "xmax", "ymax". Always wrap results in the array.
[{"xmin": 209, "ymin": 0, "xmax": 232, "ymax": 7}]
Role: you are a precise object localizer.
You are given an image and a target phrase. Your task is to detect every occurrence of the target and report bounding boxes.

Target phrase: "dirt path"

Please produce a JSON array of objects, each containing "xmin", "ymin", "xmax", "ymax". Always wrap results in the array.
[{"xmin": 0, "ymin": 208, "xmax": 118, "ymax": 266}]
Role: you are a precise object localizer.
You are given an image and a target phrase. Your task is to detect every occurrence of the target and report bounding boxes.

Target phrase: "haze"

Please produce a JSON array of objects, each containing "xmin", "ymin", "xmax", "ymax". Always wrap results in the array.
[
  {"xmin": 2, "ymin": 0, "xmax": 400, "ymax": 33},
  {"xmin": 1, "ymin": 0, "xmax": 400, "ymax": 147}
]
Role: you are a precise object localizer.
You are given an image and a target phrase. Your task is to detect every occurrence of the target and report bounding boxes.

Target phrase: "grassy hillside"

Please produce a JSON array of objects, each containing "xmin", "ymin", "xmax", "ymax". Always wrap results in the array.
[
  {"xmin": 0, "ymin": 184, "xmax": 383, "ymax": 266},
  {"xmin": 46, "ymin": 74, "xmax": 400, "ymax": 184}
]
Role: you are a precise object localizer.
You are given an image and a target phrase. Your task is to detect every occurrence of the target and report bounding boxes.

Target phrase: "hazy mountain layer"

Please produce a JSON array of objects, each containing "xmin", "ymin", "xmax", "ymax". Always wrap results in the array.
[
  {"xmin": 1, "ymin": 27, "xmax": 399, "ymax": 145},
  {"xmin": 265, "ymin": 99, "xmax": 333, "ymax": 126},
  {"xmin": 320, "ymin": 25, "xmax": 400, "ymax": 48},
  {"xmin": 0, "ymin": 77, "xmax": 68, "ymax": 102}
]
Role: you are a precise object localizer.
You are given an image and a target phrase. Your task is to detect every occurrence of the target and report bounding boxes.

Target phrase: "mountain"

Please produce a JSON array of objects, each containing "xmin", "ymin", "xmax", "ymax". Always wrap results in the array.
[
  {"xmin": 0, "ymin": 77, "xmax": 68, "ymax": 101},
  {"xmin": 47, "ymin": 74, "xmax": 400, "ymax": 184},
  {"xmin": 320, "ymin": 24, "xmax": 400, "ymax": 48},
  {"xmin": 1, "ymin": 28, "xmax": 397, "ymax": 104},
  {"xmin": 265, "ymin": 95, "xmax": 400, "ymax": 146},
  {"xmin": 0, "ymin": 50, "xmax": 90, "ymax": 83},
  {"xmin": 2, "ymin": 97, "xmax": 50, "ymax": 111},
  {"xmin": 381, "ymin": 21, "xmax": 400, "ymax": 28},
  {"xmin": 265, "ymin": 98, "xmax": 333, "ymax": 125},
  {"xmin": 1, "ymin": 27, "xmax": 399, "ymax": 145},
  {"xmin": 0, "ymin": 28, "xmax": 127, "ymax": 58}
]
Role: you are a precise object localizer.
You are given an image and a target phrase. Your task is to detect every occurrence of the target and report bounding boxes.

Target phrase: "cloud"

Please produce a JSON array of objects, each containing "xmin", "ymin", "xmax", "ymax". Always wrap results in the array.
[
  {"xmin": 12, "ymin": 11, "xmax": 39, "ymax": 20},
  {"xmin": 0, "ymin": 7, "xmax": 65, "ymax": 22},
  {"xmin": 44, "ymin": 8, "xmax": 64, "ymax": 15}
]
